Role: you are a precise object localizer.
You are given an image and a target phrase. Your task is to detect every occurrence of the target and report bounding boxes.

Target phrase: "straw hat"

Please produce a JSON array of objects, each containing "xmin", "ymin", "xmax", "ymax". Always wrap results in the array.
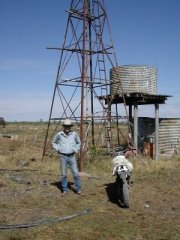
[{"xmin": 63, "ymin": 119, "xmax": 73, "ymax": 126}]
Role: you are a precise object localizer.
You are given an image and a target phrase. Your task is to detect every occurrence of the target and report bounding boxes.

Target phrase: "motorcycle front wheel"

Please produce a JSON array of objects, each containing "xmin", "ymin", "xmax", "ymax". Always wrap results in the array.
[
  {"xmin": 117, "ymin": 173, "xmax": 130, "ymax": 208},
  {"xmin": 122, "ymin": 181, "xmax": 130, "ymax": 208}
]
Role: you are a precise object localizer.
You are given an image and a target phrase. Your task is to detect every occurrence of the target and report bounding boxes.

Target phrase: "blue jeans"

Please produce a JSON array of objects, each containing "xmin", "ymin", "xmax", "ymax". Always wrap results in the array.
[{"xmin": 59, "ymin": 154, "xmax": 81, "ymax": 193}]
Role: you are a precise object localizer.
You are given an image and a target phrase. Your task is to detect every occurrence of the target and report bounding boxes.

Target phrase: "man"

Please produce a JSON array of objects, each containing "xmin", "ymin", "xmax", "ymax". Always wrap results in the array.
[{"xmin": 52, "ymin": 119, "xmax": 82, "ymax": 196}]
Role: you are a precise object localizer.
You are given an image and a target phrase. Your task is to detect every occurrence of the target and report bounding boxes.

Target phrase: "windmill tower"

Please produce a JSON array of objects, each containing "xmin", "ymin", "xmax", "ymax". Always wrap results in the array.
[{"xmin": 43, "ymin": 0, "xmax": 129, "ymax": 170}]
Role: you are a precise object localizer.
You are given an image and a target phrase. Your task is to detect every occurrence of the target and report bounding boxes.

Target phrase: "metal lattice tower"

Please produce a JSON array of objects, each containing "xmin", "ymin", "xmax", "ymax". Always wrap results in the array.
[{"xmin": 42, "ymin": 0, "xmax": 129, "ymax": 170}]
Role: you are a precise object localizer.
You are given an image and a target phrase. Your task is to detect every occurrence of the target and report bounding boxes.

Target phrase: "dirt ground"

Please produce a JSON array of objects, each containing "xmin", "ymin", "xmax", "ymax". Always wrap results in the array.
[{"xmin": 0, "ymin": 123, "xmax": 180, "ymax": 240}]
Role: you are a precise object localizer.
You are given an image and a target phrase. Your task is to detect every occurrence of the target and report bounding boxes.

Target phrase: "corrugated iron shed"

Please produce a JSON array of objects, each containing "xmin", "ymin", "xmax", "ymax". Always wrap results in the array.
[{"xmin": 98, "ymin": 92, "xmax": 171, "ymax": 160}]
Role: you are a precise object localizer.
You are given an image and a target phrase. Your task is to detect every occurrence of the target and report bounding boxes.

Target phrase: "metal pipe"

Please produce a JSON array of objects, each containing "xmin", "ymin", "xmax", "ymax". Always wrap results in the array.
[
  {"xmin": 88, "ymin": 0, "xmax": 95, "ymax": 146},
  {"xmin": 155, "ymin": 103, "xmax": 159, "ymax": 160},
  {"xmin": 79, "ymin": 0, "xmax": 87, "ymax": 172},
  {"xmin": 115, "ymin": 103, "xmax": 120, "ymax": 145},
  {"xmin": 134, "ymin": 103, "xmax": 138, "ymax": 149}
]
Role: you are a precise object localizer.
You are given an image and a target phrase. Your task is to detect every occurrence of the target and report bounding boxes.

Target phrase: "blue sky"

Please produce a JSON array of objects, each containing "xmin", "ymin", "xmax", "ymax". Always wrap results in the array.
[{"xmin": 0, "ymin": 0, "xmax": 180, "ymax": 121}]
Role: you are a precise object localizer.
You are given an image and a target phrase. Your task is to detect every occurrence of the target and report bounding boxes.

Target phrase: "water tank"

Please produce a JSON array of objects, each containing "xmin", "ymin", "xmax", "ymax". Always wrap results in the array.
[{"xmin": 110, "ymin": 65, "xmax": 157, "ymax": 95}]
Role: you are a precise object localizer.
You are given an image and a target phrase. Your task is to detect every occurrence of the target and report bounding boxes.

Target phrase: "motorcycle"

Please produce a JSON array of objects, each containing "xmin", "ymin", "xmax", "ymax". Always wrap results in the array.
[{"xmin": 112, "ymin": 147, "xmax": 133, "ymax": 208}]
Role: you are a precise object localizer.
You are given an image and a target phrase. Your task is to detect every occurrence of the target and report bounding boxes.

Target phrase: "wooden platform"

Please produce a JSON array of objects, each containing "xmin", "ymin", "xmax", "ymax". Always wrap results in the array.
[{"xmin": 98, "ymin": 92, "xmax": 171, "ymax": 105}]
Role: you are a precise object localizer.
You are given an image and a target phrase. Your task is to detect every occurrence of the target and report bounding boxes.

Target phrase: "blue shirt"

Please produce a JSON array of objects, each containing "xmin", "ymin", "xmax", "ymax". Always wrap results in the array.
[{"xmin": 52, "ymin": 130, "xmax": 81, "ymax": 154}]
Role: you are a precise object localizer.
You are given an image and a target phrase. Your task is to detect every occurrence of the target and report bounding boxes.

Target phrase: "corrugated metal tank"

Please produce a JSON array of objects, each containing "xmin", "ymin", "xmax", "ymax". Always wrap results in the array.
[
  {"xmin": 110, "ymin": 65, "xmax": 157, "ymax": 95},
  {"xmin": 138, "ymin": 117, "xmax": 180, "ymax": 155},
  {"xmin": 158, "ymin": 119, "xmax": 180, "ymax": 154}
]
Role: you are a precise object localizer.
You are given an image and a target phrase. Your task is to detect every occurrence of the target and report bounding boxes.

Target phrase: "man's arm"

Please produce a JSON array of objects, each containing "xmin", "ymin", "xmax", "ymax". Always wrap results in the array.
[
  {"xmin": 74, "ymin": 132, "xmax": 81, "ymax": 153},
  {"xmin": 52, "ymin": 133, "xmax": 59, "ymax": 151}
]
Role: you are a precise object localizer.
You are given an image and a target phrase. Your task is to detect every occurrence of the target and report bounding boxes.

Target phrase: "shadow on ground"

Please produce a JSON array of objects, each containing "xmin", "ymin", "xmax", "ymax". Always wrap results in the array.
[
  {"xmin": 104, "ymin": 182, "xmax": 128, "ymax": 208},
  {"xmin": 50, "ymin": 181, "xmax": 75, "ymax": 193}
]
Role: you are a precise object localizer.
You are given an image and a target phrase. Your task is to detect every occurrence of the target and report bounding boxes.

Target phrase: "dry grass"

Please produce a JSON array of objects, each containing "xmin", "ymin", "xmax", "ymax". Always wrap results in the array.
[{"xmin": 0, "ymin": 122, "xmax": 180, "ymax": 240}]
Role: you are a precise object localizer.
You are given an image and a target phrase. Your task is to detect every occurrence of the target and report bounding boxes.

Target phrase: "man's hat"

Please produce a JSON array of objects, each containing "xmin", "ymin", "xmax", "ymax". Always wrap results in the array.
[{"xmin": 63, "ymin": 119, "xmax": 73, "ymax": 126}]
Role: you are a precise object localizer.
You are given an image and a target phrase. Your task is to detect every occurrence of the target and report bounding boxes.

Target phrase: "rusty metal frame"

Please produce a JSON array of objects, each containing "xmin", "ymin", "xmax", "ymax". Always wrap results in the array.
[{"xmin": 42, "ymin": 0, "xmax": 129, "ymax": 170}]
